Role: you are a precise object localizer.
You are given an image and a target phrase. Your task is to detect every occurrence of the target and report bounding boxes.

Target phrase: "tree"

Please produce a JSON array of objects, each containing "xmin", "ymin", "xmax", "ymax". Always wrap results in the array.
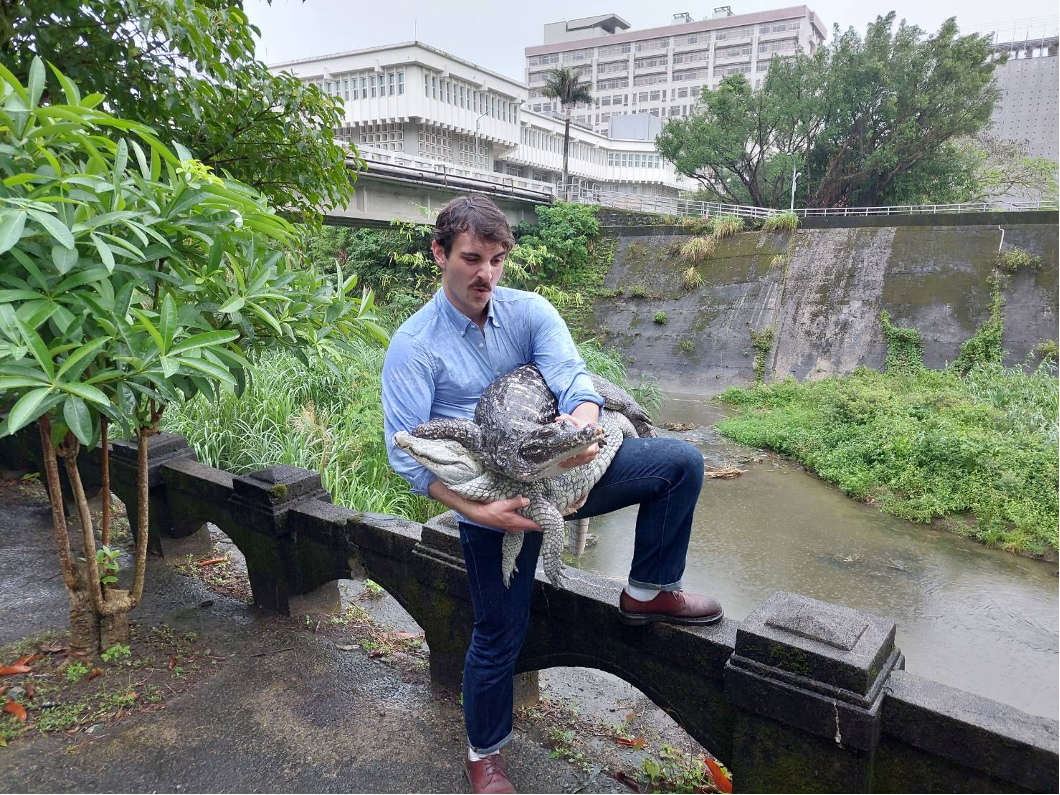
[
  {"xmin": 0, "ymin": 59, "xmax": 384, "ymax": 654},
  {"xmin": 542, "ymin": 68, "xmax": 594, "ymax": 200},
  {"xmin": 657, "ymin": 14, "xmax": 1000, "ymax": 208},
  {"xmin": 0, "ymin": 0, "xmax": 359, "ymax": 224}
]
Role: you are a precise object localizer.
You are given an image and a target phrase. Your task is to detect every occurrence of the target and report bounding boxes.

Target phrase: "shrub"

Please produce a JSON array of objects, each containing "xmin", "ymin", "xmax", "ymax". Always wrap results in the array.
[
  {"xmin": 750, "ymin": 327, "xmax": 775, "ymax": 383},
  {"xmin": 682, "ymin": 266, "xmax": 704, "ymax": 290},
  {"xmin": 711, "ymin": 214, "xmax": 745, "ymax": 239},
  {"xmin": 627, "ymin": 284, "xmax": 648, "ymax": 298},
  {"xmin": 770, "ymin": 254, "xmax": 786, "ymax": 268},
  {"xmin": 654, "ymin": 311, "xmax": 668, "ymax": 325},
  {"xmin": 996, "ymin": 246, "xmax": 1042, "ymax": 272},
  {"xmin": 1035, "ymin": 340, "xmax": 1059, "ymax": 362},
  {"xmin": 517, "ymin": 201, "xmax": 601, "ymax": 281},
  {"xmin": 678, "ymin": 216, "xmax": 713, "ymax": 235},
  {"xmin": 679, "ymin": 338, "xmax": 695, "ymax": 355},
  {"xmin": 762, "ymin": 212, "xmax": 800, "ymax": 232},
  {"xmin": 680, "ymin": 235, "xmax": 715, "ymax": 264}
]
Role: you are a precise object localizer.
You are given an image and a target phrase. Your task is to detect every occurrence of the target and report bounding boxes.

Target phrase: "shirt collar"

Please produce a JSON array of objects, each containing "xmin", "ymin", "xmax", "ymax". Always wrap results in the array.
[{"xmin": 435, "ymin": 287, "xmax": 501, "ymax": 335}]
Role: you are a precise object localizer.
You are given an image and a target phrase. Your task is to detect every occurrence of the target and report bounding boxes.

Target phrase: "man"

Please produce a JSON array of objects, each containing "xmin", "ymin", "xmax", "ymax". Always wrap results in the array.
[{"xmin": 382, "ymin": 195, "xmax": 722, "ymax": 794}]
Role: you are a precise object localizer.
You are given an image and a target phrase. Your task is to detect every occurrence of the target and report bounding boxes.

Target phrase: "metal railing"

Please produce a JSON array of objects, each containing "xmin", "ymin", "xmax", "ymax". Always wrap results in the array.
[{"xmin": 562, "ymin": 184, "xmax": 1059, "ymax": 221}]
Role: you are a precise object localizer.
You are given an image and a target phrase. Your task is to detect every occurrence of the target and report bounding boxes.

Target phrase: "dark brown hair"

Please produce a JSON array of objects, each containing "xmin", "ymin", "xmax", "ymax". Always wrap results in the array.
[{"xmin": 433, "ymin": 195, "xmax": 516, "ymax": 256}]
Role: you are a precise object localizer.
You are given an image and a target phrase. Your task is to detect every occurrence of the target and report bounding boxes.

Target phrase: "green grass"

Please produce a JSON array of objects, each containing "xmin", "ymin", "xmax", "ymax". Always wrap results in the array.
[
  {"xmin": 716, "ymin": 362, "xmax": 1059, "ymax": 555},
  {"xmin": 163, "ymin": 339, "xmax": 657, "ymax": 524},
  {"xmin": 680, "ymin": 235, "xmax": 715, "ymax": 265},
  {"xmin": 762, "ymin": 211, "xmax": 800, "ymax": 232}
]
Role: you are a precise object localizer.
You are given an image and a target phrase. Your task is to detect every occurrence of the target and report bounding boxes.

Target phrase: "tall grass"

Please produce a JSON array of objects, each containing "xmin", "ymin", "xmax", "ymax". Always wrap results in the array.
[
  {"xmin": 762, "ymin": 211, "xmax": 799, "ymax": 232},
  {"xmin": 716, "ymin": 361, "xmax": 1059, "ymax": 555},
  {"xmin": 710, "ymin": 215, "xmax": 745, "ymax": 239},
  {"xmin": 680, "ymin": 235, "xmax": 715, "ymax": 264},
  {"xmin": 163, "ymin": 340, "xmax": 659, "ymax": 523}
]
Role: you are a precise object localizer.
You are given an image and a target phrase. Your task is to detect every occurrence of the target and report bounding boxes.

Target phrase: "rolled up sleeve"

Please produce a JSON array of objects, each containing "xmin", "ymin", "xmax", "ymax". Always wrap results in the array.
[
  {"xmin": 527, "ymin": 294, "xmax": 604, "ymax": 415},
  {"xmin": 382, "ymin": 335, "xmax": 437, "ymax": 496}
]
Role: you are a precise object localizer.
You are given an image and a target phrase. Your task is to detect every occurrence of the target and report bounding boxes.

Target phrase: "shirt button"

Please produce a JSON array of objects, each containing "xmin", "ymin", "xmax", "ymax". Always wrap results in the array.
[{"xmin": 478, "ymin": 343, "xmax": 484, "ymax": 348}]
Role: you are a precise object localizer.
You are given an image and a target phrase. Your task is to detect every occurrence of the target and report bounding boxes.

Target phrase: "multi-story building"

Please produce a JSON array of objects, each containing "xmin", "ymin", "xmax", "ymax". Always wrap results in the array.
[
  {"xmin": 525, "ymin": 6, "xmax": 826, "ymax": 135},
  {"xmin": 982, "ymin": 19, "xmax": 1059, "ymax": 162},
  {"xmin": 268, "ymin": 41, "xmax": 692, "ymax": 197}
]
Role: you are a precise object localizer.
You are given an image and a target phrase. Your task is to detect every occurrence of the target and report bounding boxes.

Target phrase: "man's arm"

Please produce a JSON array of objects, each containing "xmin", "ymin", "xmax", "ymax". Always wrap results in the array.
[{"xmin": 428, "ymin": 481, "xmax": 538, "ymax": 534}]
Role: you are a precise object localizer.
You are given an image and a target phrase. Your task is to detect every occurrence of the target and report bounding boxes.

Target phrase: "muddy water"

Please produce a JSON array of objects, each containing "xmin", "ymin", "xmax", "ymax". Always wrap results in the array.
[{"xmin": 571, "ymin": 393, "xmax": 1060, "ymax": 720}]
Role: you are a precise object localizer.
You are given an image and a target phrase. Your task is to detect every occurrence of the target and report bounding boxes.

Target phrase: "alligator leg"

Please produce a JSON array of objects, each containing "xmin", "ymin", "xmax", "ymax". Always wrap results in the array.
[{"xmin": 501, "ymin": 532, "xmax": 524, "ymax": 587}]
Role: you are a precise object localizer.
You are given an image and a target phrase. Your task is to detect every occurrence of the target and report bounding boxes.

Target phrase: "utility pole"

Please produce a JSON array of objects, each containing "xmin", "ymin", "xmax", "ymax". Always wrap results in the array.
[
  {"xmin": 474, "ymin": 109, "xmax": 489, "ymax": 174},
  {"xmin": 790, "ymin": 160, "xmax": 802, "ymax": 212}
]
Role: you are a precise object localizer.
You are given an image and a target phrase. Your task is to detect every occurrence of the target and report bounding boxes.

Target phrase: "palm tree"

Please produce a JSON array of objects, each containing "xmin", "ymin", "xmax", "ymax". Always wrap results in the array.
[{"xmin": 542, "ymin": 68, "xmax": 594, "ymax": 200}]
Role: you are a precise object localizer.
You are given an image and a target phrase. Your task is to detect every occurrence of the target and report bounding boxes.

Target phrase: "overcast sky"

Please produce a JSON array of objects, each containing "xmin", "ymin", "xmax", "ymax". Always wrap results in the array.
[{"xmin": 246, "ymin": 0, "xmax": 1059, "ymax": 78}]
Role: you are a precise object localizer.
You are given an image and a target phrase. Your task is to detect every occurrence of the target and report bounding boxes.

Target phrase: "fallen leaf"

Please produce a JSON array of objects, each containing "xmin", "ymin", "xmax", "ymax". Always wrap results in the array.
[
  {"xmin": 168, "ymin": 656, "xmax": 177, "ymax": 671},
  {"xmin": 25, "ymin": 683, "xmax": 35, "ymax": 699},
  {"xmin": 704, "ymin": 757, "xmax": 732, "ymax": 794},
  {"xmin": 625, "ymin": 711, "xmax": 636, "ymax": 724},
  {"xmin": 393, "ymin": 631, "xmax": 419, "ymax": 640},
  {"xmin": 0, "ymin": 665, "xmax": 31, "ymax": 676},
  {"xmin": 197, "ymin": 557, "xmax": 227, "ymax": 567},
  {"xmin": 613, "ymin": 770, "xmax": 644, "ymax": 793},
  {"xmin": 368, "ymin": 649, "xmax": 385, "ymax": 659},
  {"xmin": 39, "ymin": 643, "xmax": 65, "ymax": 654},
  {"xmin": 3, "ymin": 699, "xmax": 27, "ymax": 723},
  {"xmin": 334, "ymin": 644, "xmax": 359, "ymax": 652},
  {"xmin": 87, "ymin": 668, "xmax": 103, "ymax": 680},
  {"xmin": 616, "ymin": 736, "xmax": 646, "ymax": 750},
  {"xmin": 0, "ymin": 687, "xmax": 6, "ymax": 697},
  {"xmin": 13, "ymin": 654, "xmax": 41, "ymax": 667}
]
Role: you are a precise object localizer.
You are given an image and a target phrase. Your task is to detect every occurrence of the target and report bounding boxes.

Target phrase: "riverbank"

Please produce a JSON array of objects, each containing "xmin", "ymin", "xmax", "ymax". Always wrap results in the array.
[{"xmin": 715, "ymin": 362, "xmax": 1059, "ymax": 557}]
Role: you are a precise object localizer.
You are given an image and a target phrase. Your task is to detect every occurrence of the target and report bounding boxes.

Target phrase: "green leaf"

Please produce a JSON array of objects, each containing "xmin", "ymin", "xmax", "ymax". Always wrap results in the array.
[
  {"xmin": 27, "ymin": 57, "xmax": 45, "ymax": 109},
  {"xmin": 8, "ymin": 387, "xmax": 53, "ymax": 433},
  {"xmin": 0, "ymin": 375, "xmax": 50, "ymax": 389},
  {"xmin": 57, "ymin": 380, "xmax": 109, "ymax": 407},
  {"xmin": 0, "ymin": 211, "xmax": 27, "ymax": 255},
  {"xmin": 56, "ymin": 336, "xmax": 110, "ymax": 380},
  {"xmin": 26, "ymin": 209, "xmax": 74, "ymax": 249},
  {"xmin": 47, "ymin": 62, "xmax": 82, "ymax": 105},
  {"xmin": 217, "ymin": 296, "xmax": 245, "ymax": 314},
  {"xmin": 246, "ymin": 302, "xmax": 283, "ymax": 335},
  {"xmin": 15, "ymin": 318, "xmax": 55, "ymax": 379},
  {"xmin": 131, "ymin": 308, "xmax": 166, "ymax": 354},
  {"xmin": 90, "ymin": 233, "xmax": 116, "ymax": 272},
  {"xmin": 160, "ymin": 356, "xmax": 180, "ymax": 378},
  {"xmin": 63, "ymin": 395, "xmax": 93, "ymax": 445},
  {"xmin": 174, "ymin": 354, "xmax": 237, "ymax": 386},
  {"xmin": 160, "ymin": 292, "xmax": 177, "ymax": 351},
  {"xmin": 52, "ymin": 243, "xmax": 79, "ymax": 273},
  {"xmin": 169, "ymin": 329, "xmax": 239, "ymax": 356}
]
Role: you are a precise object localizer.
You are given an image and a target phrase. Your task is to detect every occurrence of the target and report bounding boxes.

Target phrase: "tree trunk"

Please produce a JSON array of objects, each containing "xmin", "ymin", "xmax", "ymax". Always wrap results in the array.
[
  {"xmin": 562, "ymin": 109, "xmax": 572, "ymax": 201},
  {"xmin": 100, "ymin": 417, "xmax": 110, "ymax": 549},
  {"xmin": 130, "ymin": 427, "xmax": 151, "ymax": 606},
  {"xmin": 37, "ymin": 416, "xmax": 100, "ymax": 655}
]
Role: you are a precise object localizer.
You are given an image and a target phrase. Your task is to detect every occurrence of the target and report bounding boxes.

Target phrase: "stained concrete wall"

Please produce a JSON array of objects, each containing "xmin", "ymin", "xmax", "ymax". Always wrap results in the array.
[{"xmin": 590, "ymin": 215, "xmax": 1059, "ymax": 393}]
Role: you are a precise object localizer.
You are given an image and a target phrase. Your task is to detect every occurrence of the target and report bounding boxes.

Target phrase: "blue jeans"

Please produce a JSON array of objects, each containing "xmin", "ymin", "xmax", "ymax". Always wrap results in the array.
[{"xmin": 458, "ymin": 436, "xmax": 704, "ymax": 753}]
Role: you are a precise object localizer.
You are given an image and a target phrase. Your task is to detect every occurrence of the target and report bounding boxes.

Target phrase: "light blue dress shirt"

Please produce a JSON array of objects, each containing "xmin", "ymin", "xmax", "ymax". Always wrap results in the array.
[{"xmin": 382, "ymin": 285, "xmax": 604, "ymax": 498}]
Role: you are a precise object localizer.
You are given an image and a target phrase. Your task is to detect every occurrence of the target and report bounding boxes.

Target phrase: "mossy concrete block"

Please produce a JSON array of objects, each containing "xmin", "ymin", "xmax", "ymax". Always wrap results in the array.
[
  {"xmin": 726, "ymin": 592, "xmax": 902, "ymax": 753},
  {"xmin": 879, "ymin": 670, "xmax": 1059, "ymax": 793}
]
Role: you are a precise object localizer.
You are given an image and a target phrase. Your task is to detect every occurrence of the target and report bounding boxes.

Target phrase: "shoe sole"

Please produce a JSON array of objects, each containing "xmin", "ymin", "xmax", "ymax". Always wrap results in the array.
[{"xmin": 619, "ymin": 609, "xmax": 724, "ymax": 627}]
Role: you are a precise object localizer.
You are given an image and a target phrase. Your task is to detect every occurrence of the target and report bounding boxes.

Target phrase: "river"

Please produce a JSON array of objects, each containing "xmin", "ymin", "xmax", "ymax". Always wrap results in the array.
[{"xmin": 569, "ymin": 392, "xmax": 1060, "ymax": 720}]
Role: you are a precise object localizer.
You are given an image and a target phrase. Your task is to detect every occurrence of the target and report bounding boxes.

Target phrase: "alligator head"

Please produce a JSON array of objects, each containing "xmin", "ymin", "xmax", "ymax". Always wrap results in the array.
[
  {"xmin": 508, "ymin": 418, "xmax": 606, "ymax": 481},
  {"xmin": 394, "ymin": 431, "xmax": 484, "ymax": 486}
]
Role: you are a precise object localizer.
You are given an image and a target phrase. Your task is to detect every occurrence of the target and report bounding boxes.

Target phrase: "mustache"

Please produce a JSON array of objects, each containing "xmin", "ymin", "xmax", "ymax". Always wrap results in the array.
[{"xmin": 470, "ymin": 281, "xmax": 491, "ymax": 290}]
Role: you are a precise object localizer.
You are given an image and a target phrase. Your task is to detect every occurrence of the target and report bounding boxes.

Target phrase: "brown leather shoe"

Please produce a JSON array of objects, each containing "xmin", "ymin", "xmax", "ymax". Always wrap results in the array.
[
  {"xmin": 465, "ymin": 751, "xmax": 516, "ymax": 794},
  {"xmin": 619, "ymin": 589, "xmax": 724, "ymax": 626}
]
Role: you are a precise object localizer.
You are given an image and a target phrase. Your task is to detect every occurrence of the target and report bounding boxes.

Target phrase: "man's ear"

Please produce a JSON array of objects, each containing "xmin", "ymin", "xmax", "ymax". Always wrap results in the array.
[{"xmin": 431, "ymin": 240, "xmax": 447, "ymax": 269}]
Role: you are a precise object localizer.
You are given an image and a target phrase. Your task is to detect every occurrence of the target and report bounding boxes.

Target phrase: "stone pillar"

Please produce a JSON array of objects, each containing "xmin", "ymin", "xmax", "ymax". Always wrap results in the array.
[
  {"xmin": 724, "ymin": 592, "xmax": 903, "ymax": 793},
  {"xmin": 108, "ymin": 433, "xmax": 198, "ymax": 556},
  {"xmin": 228, "ymin": 464, "xmax": 334, "ymax": 614}
]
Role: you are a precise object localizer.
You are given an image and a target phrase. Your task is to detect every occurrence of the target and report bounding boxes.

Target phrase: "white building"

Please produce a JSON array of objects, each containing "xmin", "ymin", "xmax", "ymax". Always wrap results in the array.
[
  {"xmin": 525, "ymin": 6, "xmax": 826, "ymax": 136},
  {"xmin": 269, "ymin": 41, "xmax": 692, "ymax": 198}
]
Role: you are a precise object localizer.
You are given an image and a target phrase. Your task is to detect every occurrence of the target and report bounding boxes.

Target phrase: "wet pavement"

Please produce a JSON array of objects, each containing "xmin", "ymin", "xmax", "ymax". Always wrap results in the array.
[{"xmin": 0, "ymin": 482, "xmax": 700, "ymax": 794}]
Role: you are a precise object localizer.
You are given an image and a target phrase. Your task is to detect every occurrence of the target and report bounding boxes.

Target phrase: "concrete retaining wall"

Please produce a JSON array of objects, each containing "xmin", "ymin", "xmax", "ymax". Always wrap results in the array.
[{"xmin": 591, "ymin": 214, "xmax": 1058, "ymax": 393}]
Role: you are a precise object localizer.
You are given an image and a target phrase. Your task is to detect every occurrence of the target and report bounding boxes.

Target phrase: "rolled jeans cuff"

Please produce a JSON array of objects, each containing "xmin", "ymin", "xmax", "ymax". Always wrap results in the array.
[
  {"xmin": 469, "ymin": 728, "xmax": 514, "ymax": 756},
  {"xmin": 628, "ymin": 576, "xmax": 683, "ymax": 592}
]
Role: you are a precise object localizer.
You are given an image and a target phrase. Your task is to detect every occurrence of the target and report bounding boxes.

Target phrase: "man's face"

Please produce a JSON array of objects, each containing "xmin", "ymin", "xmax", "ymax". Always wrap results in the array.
[{"xmin": 432, "ymin": 231, "xmax": 507, "ymax": 323}]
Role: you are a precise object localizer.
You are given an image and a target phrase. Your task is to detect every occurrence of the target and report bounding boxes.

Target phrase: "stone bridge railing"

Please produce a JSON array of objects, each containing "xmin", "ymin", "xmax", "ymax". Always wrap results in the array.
[{"xmin": 2, "ymin": 431, "xmax": 1056, "ymax": 793}]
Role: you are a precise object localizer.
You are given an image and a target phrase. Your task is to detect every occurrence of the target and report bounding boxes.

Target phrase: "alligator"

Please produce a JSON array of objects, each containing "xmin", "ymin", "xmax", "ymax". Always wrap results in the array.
[
  {"xmin": 411, "ymin": 363, "xmax": 654, "ymax": 483},
  {"xmin": 395, "ymin": 364, "xmax": 656, "ymax": 586},
  {"xmin": 395, "ymin": 409, "xmax": 637, "ymax": 587}
]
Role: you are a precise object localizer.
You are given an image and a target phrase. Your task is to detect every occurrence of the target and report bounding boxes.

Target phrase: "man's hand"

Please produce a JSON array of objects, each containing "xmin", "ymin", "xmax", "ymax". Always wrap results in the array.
[
  {"xmin": 463, "ymin": 496, "xmax": 540, "ymax": 534},
  {"xmin": 556, "ymin": 406, "xmax": 601, "ymax": 469}
]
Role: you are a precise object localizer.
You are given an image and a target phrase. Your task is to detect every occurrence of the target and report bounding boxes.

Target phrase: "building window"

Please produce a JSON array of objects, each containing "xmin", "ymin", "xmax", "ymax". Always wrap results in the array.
[
  {"xmin": 358, "ymin": 122, "xmax": 404, "ymax": 151},
  {"xmin": 599, "ymin": 43, "xmax": 631, "ymax": 57},
  {"xmin": 398, "ymin": 71, "xmax": 404, "ymax": 95},
  {"xmin": 634, "ymin": 55, "xmax": 669, "ymax": 70},
  {"xmin": 597, "ymin": 77, "xmax": 630, "ymax": 91},
  {"xmin": 418, "ymin": 125, "xmax": 452, "ymax": 160},
  {"xmin": 673, "ymin": 49, "xmax": 710, "ymax": 65},
  {"xmin": 715, "ymin": 25, "xmax": 753, "ymax": 40},
  {"xmin": 635, "ymin": 37, "xmax": 669, "ymax": 52}
]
